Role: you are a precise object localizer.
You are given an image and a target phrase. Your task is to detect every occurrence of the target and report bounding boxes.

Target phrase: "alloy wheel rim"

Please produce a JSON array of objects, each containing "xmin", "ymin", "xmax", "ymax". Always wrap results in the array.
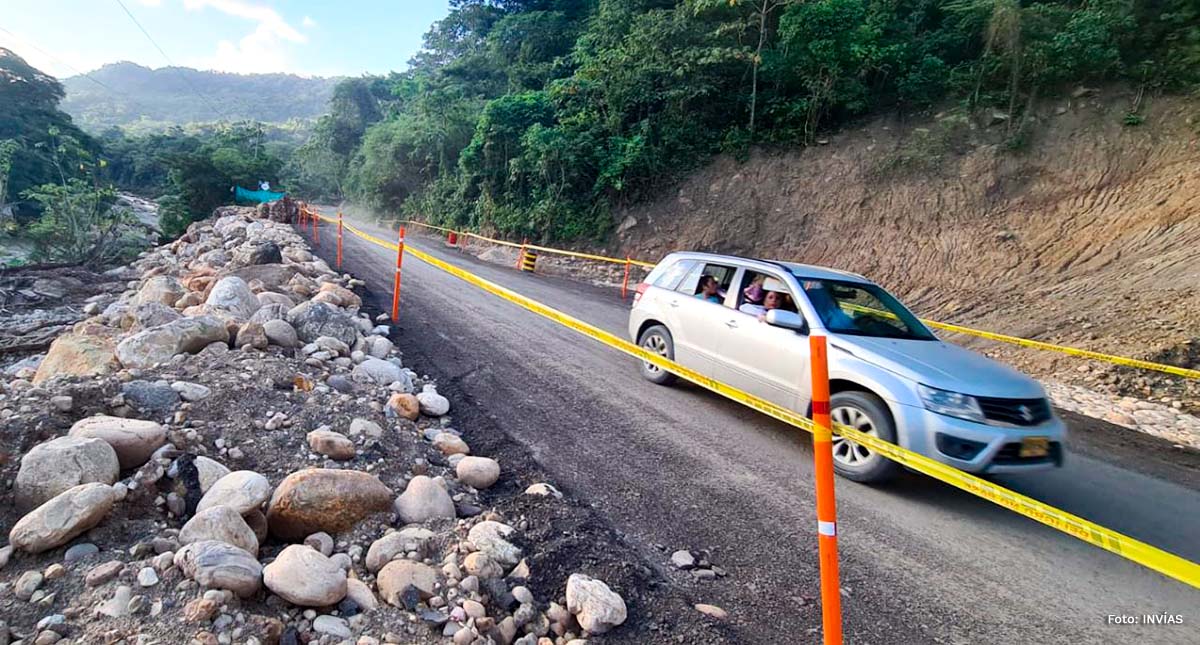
[
  {"xmin": 642, "ymin": 334, "xmax": 667, "ymax": 373},
  {"xmin": 830, "ymin": 405, "xmax": 878, "ymax": 467}
]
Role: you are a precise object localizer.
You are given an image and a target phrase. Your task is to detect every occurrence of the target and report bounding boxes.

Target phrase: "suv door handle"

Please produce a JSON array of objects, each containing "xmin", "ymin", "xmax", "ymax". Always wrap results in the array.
[
  {"xmin": 668, "ymin": 300, "xmax": 680, "ymax": 308},
  {"xmin": 725, "ymin": 320, "xmax": 738, "ymax": 328}
]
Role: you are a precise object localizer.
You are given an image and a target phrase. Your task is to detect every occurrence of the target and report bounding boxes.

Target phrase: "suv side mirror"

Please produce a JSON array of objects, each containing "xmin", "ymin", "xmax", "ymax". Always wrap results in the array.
[{"xmin": 766, "ymin": 309, "xmax": 807, "ymax": 333}]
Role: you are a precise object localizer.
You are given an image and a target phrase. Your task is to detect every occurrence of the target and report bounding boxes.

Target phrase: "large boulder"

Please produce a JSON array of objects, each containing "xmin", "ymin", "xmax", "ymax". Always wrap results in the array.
[
  {"xmin": 566, "ymin": 574, "xmax": 628, "ymax": 635},
  {"xmin": 352, "ymin": 358, "xmax": 404, "ymax": 386},
  {"xmin": 316, "ymin": 283, "xmax": 362, "ymax": 309},
  {"xmin": 393, "ymin": 476, "xmax": 455, "ymax": 525},
  {"xmin": 377, "ymin": 561, "xmax": 440, "ymax": 605},
  {"xmin": 121, "ymin": 380, "xmax": 181, "ymax": 417},
  {"xmin": 9, "ymin": 483, "xmax": 118, "ymax": 554},
  {"xmin": 262, "ymin": 319, "xmax": 298, "ymax": 348},
  {"xmin": 248, "ymin": 241, "xmax": 282, "ymax": 265},
  {"xmin": 33, "ymin": 325, "xmax": 120, "ymax": 385},
  {"xmin": 125, "ymin": 302, "xmax": 182, "ymax": 331},
  {"xmin": 15, "ymin": 437, "xmax": 120, "ymax": 510},
  {"xmin": 228, "ymin": 264, "xmax": 301, "ymax": 291},
  {"xmin": 174, "ymin": 540, "xmax": 262, "ymax": 597},
  {"xmin": 266, "ymin": 469, "xmax": 392, "ymax": 540},
  {"xmin": 197, "ymin": 471, "xmax": 272, "ymax": 515},
  {"xmin": 262, "ymin": 545, "xmax": 348, "ymax": 607},
  {"xmin": 179, "ymin": 505, "xmax": 260, "ymax": 556},
  {"xmin": 116, "ymin": 316, "xmax": 229, "ymax": 368},
  {"xmin": 456, "ymin": 457, "xmax": 500, "ymax": 490},
  {"xmin": 366, "ymin": 528, "xmax": 435, "ymax": 573},
  {"xmin": 137, "ymin": 275, "xmax": 186, "ymax": 307},
  {"xmin": 68, "ymin": 416, "xmax": 167, "ymax": 470},
  {"xmin": 286, "ymin": 300, "xmax": 358, "ymax": 346},
  {"xmin": 205, "ymin": 276, "xmax": 260, "ymax": 320}
]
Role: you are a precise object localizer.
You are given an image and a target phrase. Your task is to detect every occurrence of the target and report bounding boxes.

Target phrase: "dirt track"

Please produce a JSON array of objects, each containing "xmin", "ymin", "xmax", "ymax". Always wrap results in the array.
[{"xmin": 310, "ymin": 212, "xmax": 1199, "ymax": 644}]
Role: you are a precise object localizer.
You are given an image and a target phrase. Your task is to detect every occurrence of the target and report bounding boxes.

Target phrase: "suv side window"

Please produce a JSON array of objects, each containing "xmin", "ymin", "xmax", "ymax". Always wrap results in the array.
[
  {"xmin": 677, "ymin": 262, "xmax": 737, "ymax": 303},
  {"xmin": 652, "ymin": 259, "xmax": 696, "ymax": 291}
]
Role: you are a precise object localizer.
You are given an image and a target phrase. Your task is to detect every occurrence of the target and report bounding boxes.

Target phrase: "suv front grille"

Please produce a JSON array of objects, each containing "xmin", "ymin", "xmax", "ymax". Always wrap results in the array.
[{"xmin": 975, "ymin": 396, "xmax": 1051, "ymax": 426}]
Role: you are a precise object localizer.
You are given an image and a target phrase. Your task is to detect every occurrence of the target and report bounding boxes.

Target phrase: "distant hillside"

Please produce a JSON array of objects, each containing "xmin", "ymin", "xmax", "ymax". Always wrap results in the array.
[{"xmin": 61, "ymin": 62, "xmax": 340, "ymax": 130}]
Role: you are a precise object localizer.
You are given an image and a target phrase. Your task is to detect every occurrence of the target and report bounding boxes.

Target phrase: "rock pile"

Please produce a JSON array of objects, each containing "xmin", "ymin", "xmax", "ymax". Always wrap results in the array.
[{"xmin": 0, "ymin": 207, "xmax": 635, "ymax": 645}]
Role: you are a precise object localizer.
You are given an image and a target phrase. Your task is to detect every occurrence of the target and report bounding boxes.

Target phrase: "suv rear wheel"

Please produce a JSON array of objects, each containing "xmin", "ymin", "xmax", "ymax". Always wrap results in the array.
[
  {"xmin": 637, "ymin": 325, "xmax": 677, "ymax": 385},
  {"xmin": 829, "ymin": 391, "xmax": 900, "ymax": 483}
]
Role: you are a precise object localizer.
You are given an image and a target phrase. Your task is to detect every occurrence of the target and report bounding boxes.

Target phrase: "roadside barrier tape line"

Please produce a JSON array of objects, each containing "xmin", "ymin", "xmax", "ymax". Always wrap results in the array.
[
  {"xmin": 351, "ymin": 213, "xmax": 1197, "ymax": 378},
  {"xmin": 328, "ymin": 220, "xmax": 1200, "ymax": 590},
  {"xmin": 921, "ymin": 319, "xmax": 1200, "ymax": 379}
]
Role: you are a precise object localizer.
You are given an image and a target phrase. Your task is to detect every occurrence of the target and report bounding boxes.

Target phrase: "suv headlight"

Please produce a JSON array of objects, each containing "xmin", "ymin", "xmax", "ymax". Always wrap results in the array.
[{"xmin": 918, "ymin": 384, "xmax": 986, "ymax": 423}]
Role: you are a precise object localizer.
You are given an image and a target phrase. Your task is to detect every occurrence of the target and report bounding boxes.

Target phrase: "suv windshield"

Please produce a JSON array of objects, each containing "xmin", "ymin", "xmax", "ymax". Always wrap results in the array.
[{"xmin": 797, "ymin": 277, "xmax": 935, "ymax": 341}]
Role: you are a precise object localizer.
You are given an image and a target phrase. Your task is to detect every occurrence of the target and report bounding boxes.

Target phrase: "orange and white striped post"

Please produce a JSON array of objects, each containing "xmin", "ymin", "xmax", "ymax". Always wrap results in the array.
[
  {"xmin": 621, "ymin": 257, "xmax": 632, "ymax": 300},
  {"xmin": 810, "ymin": 333, "xmax": 843, "ymax": 645},
  {"xmin": 516, "ymin": 238, "xmax": 528, "ymax": 270},
  {"xmin": 391, "ymin": 226, "xmax": 406, "ymax": 321},
  {"xmin": 336, "ymin": 211, "xmax": 344, "ymax": 269}
]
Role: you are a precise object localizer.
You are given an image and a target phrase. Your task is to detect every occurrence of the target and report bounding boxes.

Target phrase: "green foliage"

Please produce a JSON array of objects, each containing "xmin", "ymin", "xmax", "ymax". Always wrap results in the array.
[
  {"xmin": 22, "ymin": 180, "xmax": 135, "ymax": 264},
  {"xmin": 1123, "ymin": 111, "xmax": 1146, "ymax": 126},
  {"xmin": 296, "ymin": 0, "xmax": 1200, "ymax": 243}
]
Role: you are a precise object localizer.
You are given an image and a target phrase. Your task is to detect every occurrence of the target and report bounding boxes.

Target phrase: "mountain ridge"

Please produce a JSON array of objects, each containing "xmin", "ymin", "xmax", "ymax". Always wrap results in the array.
[{"xmin": 61, "ymin": 61, "xmax": 341, "ymax": 130}]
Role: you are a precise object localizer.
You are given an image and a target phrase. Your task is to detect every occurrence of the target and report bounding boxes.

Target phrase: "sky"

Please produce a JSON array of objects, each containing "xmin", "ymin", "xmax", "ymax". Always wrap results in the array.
[{"xmin": 0, "ymin": 0, "xmax": 454, "ymax": 79}]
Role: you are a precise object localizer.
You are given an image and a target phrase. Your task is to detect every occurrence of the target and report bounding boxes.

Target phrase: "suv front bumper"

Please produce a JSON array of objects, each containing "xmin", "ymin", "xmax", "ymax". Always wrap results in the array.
[{"xmin": 892, "ymin": 401, "xmax": 1068, "ymax": 474}]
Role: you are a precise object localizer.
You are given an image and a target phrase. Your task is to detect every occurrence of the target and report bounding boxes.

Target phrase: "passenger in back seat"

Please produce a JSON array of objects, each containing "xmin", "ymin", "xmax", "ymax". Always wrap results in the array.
[{"xmin": 695, "ymin": 275, "xmax": 723, "ymax": 303}]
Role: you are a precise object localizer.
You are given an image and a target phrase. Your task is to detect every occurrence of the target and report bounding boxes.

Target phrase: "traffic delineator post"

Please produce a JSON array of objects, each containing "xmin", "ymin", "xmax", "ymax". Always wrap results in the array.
[
  {"xmin": 447, "ymin": 230, "xmax": 458, "ymax": 246},
  {"xmin": 392, "ymin": 226, "xmax": 406, "ymax": 321},
  {"xmin": 622, "ymin": 256, "xmax": 632, "ymax": 300},
  {"xmin": 516, "ymin": 238, "xmax": 528, "ymax": 270},
  {"xmin": 336, "ymin": 211, "xmax": 344, "ymax": 269},
  {"xmin": 810, "ymin": 333, "xmax": 843, "ymax": 645}
]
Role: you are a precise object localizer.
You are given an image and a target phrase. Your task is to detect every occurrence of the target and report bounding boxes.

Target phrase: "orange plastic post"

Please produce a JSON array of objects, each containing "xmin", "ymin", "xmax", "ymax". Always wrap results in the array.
[
  {"xmin": 810, "ymin": 333, "xmax": 843, "ymax": 645},
  {"xmin": 621, "ymin": 257, "xmax": 632, "ymax": 300},
  {"xmin": 516, "ymin": 238, "xmax": 528, "ymax": 270},
  {"xmin": 336, "ymin": 211, "xmax": 344, "ymax": 269},
  {"xmin": 391, "ymin": 226, "xmax": 406, "ymax": 321}
]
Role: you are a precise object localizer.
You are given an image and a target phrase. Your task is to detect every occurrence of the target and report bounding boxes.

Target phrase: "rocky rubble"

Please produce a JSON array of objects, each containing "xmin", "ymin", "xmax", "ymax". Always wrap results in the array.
[{"xmin": 0, "ymin": 207, "xmax": 661, "ymax": 645}]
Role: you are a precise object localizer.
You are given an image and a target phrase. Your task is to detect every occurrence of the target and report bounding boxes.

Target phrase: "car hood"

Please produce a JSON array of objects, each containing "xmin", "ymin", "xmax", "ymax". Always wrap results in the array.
[{"xmin": 831, "ymin": 335, "xmax": 1045, "ymax": 399}]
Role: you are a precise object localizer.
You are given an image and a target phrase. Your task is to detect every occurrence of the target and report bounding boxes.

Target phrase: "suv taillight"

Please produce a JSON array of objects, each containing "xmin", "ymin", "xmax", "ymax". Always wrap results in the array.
[{"xmin": 633, "ymin": 282, "xmax": 649, "ymax": 306}]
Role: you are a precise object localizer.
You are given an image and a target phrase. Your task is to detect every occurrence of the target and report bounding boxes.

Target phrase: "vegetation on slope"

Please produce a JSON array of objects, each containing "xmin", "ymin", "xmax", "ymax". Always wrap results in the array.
[{"xmin": 288, "ymin": 0, "xmax": 1200, "ymax": 242}]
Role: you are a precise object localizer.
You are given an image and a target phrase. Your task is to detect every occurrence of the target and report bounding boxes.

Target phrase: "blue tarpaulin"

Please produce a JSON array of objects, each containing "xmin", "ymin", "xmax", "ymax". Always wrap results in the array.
[{"xmin": 234, "ymin": 186, "xmax": 286, "ymax": 203}]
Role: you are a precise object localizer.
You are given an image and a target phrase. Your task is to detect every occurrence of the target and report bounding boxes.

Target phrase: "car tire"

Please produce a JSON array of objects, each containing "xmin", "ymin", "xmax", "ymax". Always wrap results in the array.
[
  {"xmin": 829, "ymin": 391, "xmax": 901, "ymax": 484},
  {"xmin": 637, "ymin": 325, "xmax": 677, "ymax": 385}
]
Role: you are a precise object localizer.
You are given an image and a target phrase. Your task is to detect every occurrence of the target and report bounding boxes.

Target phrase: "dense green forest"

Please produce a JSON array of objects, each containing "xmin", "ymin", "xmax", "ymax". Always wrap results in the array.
[
  {"xmin": 289, "ymin": 0, "xmax": 1200, "ymax": 242},
  {"xmin": 1, "ymin": 47, "xmax": 290, "ymax": 263},
  {"xmin": 61, "ymin": 62, "xmax": 339, "ymax": 131}
]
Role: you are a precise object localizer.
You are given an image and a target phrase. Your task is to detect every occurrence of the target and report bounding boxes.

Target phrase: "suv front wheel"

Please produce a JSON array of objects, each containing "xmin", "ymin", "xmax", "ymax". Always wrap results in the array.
[
  {"xmin": 637, "ymin": 325, "xmax": 677, "ymax": 385},
  {"xmin": 829, "ymin": 391, "xmax": 901, "ymax": 483}
]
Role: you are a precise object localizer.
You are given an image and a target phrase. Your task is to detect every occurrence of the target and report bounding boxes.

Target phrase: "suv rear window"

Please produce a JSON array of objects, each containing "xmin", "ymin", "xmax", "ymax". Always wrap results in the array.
[{"xmin": 651, "ymin": 259, "xmax": 696, "ymax": 291}]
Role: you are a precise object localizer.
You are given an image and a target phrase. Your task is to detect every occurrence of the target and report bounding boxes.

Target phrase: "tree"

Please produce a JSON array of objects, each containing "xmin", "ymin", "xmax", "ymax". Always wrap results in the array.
[{"xmin": 22, "ymin": 180, "xmax": 133, "ymax": 264}]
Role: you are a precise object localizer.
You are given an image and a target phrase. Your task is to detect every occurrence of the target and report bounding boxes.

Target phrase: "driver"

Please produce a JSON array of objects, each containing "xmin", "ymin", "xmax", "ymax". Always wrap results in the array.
[{"xmin": 804, "ymin": 281, "xmax": 856, "ymax": 328}]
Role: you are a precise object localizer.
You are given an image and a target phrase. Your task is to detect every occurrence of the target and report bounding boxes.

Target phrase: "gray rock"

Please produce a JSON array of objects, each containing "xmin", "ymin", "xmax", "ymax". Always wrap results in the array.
[
  {"xmin": 394, "ymin": 476, "xmax": 455, "ymax": 525},
  {"xmin": 197, "ymin": 470, "xmax": 271, "ymax": 515},
  {"xmin": 116, "ymin": 316, "xmax": 229, "ymax": 368},
  {"xmin": 314, "ymin": 336, "xmax": 350, "ymax": 356},
  {"xmin": 366, "ymin": 336, "xmax": 393, "ymax": 359},
  {"xmin": 456, "ymin": 457, "xmax": 500, "ymax": 490},
  {"xmin": 262, "ymin": 319, "xmax": 298, "ymax": 348},
  {"xmin": 303, "ymin": 532, "xmax": 334, "ymax": 556},
  {"xmin": 249, "ymin": 241, "xmax": 282, "ymax": 265},
  {"xmin": 179, "ymin": 506, "xmax": 259, "ymax": 556},
  {"xmin": 170, "ymin": 381, "xmax": 212, "ymax": 402},
  {"xmin": 68, "ymin": 415, "xmax": 167, "ymax": 470},
  {"xmin": 138, "ymin": 566, "xmax": 159, "ymax": 587},
  {"xmin": 351, "ymin": 357, "xmax": 403, "ymax": 386},
  {"xmin": 15, "ymin": 570, "xmax": 43, "ymax": 600},
  {"xmin": 173, "ymin": 540, "xmax": 262, "ymax": 597},
  {"xmin": 327, "ymin": 374, "xmax": 353, "ymax": 393},
  {"xmin": 348, "ymin": 418, "xmax": 383, "ymax": 438},
  {"xmin": 366, "ymin": 527, "xmax": 435, "ymax": 573},
  {"xmin": 566, "ymin": 574, "xmax": 627, "ymax": 634},
  {"xmin": 15, "ymin": 436, "xmax": 119, "ymax": 509},
  {"xmin": 9, "ymin": 483, "xmax": 118, "ymax": 553},
  {"xmin": 286, "ymin": 300, "xmax": 358, "ymax": 346},
  {"xmin": 671, "ymin": 550, "xmax": 695, "ymax": 570},
  {"xmin": 127, "ymin": 301, "xmax": 181, "ymax": 330},
  {"xmin": 250, "ymin": 302, "xmax": 288, "ymax": 324},
  {"xmin": 121, "ymin": 380, "xmax": 181, "ymax": 416},
  {"xmin": 312, "ymin": 615, "xmax": 351, "ymax": 639},
  {"xmin": 64, "ymin": 542, "xmax": 100, "ymax": 562},
  {"xmin": 377, "ymin": 560, "xmax": 440, "ymax": 605},
  {"xmin": 205, "ymin": 276, "xmax": 260, "ymax": 320},
  {"xmin": 417, "ymin": 384, "xmax": 450, "ymax": 416},
  {"xmin": 468, "ymin": 521, "xmax": 522, "ymax": 567},
  {"xmin": 345, "ymin": 577, "xmax": 379, "ymax": 612},
  {"xmin": 262, "ymin": 545, "xmax": 347, "ymax": 607},
  {"xmin": 136, "ymin": 275, "xmax": 186, "ymax": 307},
  {"xmin": 191, "ymin": 456, "xmax": 232, "ymax": 494},
  {"xmin": 97, "ymin": 585, "xmax": 133, "ymax": 617}
]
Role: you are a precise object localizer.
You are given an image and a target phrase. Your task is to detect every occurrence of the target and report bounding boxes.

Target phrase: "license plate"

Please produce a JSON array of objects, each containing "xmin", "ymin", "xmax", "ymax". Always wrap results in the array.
[{"xmin": 1019, "ymin": 436, "xmax": 1050, "ymax": 458}]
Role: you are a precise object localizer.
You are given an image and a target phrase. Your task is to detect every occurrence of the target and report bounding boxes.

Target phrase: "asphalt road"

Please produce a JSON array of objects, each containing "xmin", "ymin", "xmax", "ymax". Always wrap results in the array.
[{"xmin": 309, "ymin": 212, "xmax": 1199, "ymax": 644}]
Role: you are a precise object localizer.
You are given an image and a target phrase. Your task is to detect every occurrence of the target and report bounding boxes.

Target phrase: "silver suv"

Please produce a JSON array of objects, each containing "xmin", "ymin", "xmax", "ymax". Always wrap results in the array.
[{"xmin": 629, "ymin": 252, "xmax": 1066, "ymax": 483}]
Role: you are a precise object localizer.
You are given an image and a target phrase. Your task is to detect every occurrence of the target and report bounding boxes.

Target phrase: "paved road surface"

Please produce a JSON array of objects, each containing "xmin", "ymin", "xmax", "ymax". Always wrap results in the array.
[{"xmin": 309, "ymin": 212, "xmax": 1199, "ymax": 644}]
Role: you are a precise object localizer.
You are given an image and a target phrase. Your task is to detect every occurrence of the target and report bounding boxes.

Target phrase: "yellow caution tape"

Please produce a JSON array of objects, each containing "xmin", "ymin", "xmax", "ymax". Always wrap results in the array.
[
  {"xmin": 331, "ymin": 210, "xmax": 1199, "ymax": 380},
  {"xmin": 325, "ymin": 218, "xmax": 1200, "ymax": 590}
]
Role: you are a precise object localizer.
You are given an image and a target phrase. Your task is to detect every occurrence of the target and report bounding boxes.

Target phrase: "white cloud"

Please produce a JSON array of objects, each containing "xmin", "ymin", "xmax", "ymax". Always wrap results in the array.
[
  {"xmin": 302, "ymin": 16, "xmax": 317, "ymax": 29},
  {"xmin": 183, "ymin": 0, "xmax": 307, "ymax": 73},
  {"xmin": 0, "ymin": 30, "xmax": 97, "ymax": 77}
]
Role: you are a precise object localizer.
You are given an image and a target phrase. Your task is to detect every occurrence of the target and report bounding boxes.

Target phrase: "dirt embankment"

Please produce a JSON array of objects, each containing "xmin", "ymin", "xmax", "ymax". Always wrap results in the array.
[{"xmin": 610, "ymin": 88, "xmax": 1200, "ymax": 404}]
